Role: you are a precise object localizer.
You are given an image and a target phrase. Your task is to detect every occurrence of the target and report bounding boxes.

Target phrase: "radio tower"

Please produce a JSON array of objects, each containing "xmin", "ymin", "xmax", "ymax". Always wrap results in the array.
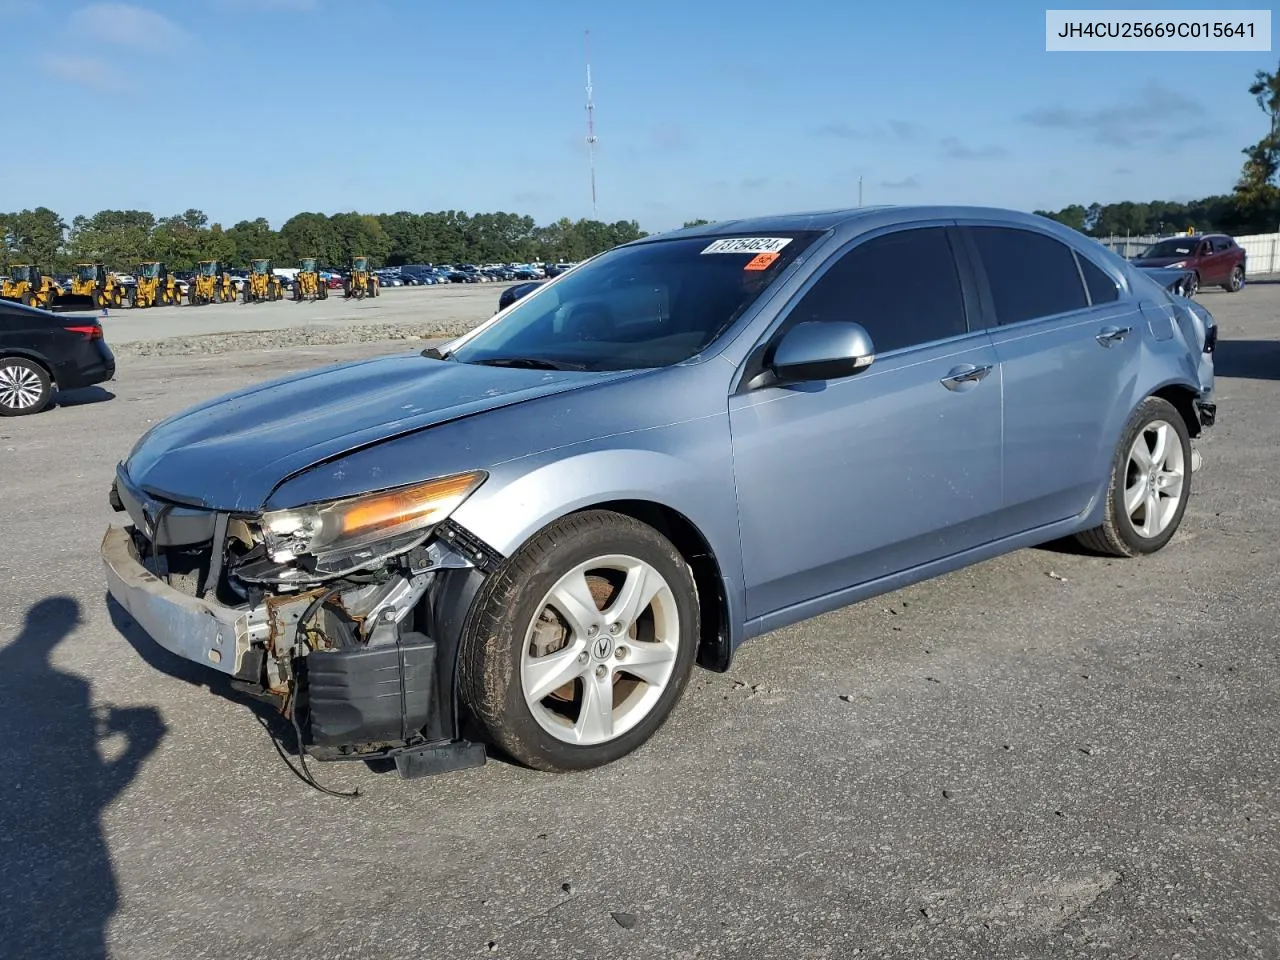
[{"xmin": 584, "ymin": 29, "xmax": 598, "ymax": 217}]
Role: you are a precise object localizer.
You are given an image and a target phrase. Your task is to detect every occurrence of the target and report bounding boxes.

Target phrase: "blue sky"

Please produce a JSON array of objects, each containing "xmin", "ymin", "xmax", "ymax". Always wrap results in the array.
[{"xmin": 4, "ymin": 0, "xmax": 1275, "ymax": 232}]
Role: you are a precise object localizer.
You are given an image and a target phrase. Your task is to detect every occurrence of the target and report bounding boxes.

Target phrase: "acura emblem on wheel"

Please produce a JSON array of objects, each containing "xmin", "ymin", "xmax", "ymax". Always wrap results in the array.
[{"xmin": 594, "ymin": 635, "xmax": 612, "ymax": 660}]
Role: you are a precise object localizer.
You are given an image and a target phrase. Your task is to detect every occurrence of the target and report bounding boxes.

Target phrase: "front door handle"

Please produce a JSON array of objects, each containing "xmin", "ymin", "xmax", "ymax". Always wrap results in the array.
[
  {"xmin": 940, "ymin": 363, "xmax": 992, "ymax": 390},
  {"xmin": 1096, "ymin": 325, "xmax": 1132, "ymax": 347}
]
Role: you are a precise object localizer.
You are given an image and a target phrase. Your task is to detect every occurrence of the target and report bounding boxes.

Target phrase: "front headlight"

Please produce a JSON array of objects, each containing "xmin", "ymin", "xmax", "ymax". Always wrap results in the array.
[
  {"xmin": 1170, "ymin": 261, "xmax": 1187, "ymax": 269},
  {"xmin": 260, "ymin": 471, "xmax": 486, "ymax": 574}
]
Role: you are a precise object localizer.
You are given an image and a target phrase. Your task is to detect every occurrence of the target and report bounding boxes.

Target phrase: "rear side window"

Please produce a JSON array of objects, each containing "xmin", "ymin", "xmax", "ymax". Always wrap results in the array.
[
  {"xmin": 784, "ymin": 227, "xmax": 968, "ymax": 354},
  {"xmin": 1076, "ymin": 253, "xmax": 1119, "ymax": 305},
  {"xmin": 968, "ymin": 226, "xmax": 1088, "ymax": 325},
  {"xmin": 1212, "ymin": 237, "xmax": 1232, "ymax": 252}
]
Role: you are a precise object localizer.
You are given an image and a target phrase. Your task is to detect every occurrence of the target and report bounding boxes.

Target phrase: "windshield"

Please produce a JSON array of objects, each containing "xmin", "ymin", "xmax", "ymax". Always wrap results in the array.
[
  {"xmin": 1142, "ymin": 238, "xmax": 1198, "ymax": 258},
  {"xmin": 75, "ymin": 264, "xmax": 97, "ymax": 281},
  {"xmin": 352, "ymin": 257, "xmax": 368, "ymax": 271},
  {"xmin": 139, "ymin": 263, "xmax": 160, "ymax": 278},
  {"xmin": 450, "ymin": 232, "xmax": 822, "ymax": 372},
  {"xmin": 199, "ymin": 262, "xmax": 218, "ymax": 276},
  {"xmin": 251, "ymin": 259, "xmax": 269, "ymax": 274},
  {"xmin": 12, "ymin": 266, "xmax": 32, "ymax": 282},
  {"xmin": 300, "ymin": 258, "xmax": 316, "ymax": 272}
]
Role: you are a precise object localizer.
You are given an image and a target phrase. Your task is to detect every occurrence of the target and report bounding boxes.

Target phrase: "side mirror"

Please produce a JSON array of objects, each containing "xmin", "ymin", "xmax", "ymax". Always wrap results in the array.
[{"xmin": 767, "ymin": 321, "xmax": 875, "ymax": 383}]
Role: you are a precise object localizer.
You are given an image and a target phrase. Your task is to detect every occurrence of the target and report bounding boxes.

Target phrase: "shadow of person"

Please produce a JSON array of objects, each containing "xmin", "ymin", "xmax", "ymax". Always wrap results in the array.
[{"xmin": 0, "ymin": 597, "xmax": 165, "ymax": 960}]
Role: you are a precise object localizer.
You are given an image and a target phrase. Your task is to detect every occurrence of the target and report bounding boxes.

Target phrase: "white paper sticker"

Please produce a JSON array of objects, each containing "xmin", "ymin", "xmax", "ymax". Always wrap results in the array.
[{"xmin": 700, "ymin": 237, "xmax": 793, "ymax": 255}]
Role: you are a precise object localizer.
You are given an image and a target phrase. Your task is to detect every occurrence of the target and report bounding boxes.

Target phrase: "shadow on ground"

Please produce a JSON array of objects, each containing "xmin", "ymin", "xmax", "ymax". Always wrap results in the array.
[
  {"xmin": 0, "ymin": 597, "xmax": 165, "ymax": 960},
  {"xmin": 56, "ymin": 386, "xmax": 116, "ymax": 408},
  {"xmin": 1214, "ymin": 338, "xmax": 1280, "ymax": 382},
  {"xmin": 105, "ymin": 595, "xmax": 295, "ymax": 748}
]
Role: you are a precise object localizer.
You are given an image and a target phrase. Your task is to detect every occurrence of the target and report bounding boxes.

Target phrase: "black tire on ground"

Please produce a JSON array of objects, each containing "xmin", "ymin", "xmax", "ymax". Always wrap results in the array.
[
  {"xmin": 1074, "ymin": 395, "xmax": 1192, "ymax": 558},
  {"xmin": 459, "ymin": 509, "xmax": 700, "ymax": 773},
  {"xmin": 21, "ymin": 291, "xmax": 36, "ymax": 308},
  {"xmin": 0, "ymin": 356, "xmax": 53, "ymax": 416},
  {"xmin": 1223, "ymin": 265, "xmax": 1245, "ymax": 293}
]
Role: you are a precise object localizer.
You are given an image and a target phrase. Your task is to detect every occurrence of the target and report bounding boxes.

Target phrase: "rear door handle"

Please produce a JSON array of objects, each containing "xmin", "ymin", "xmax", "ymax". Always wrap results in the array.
[
  {"xmin": 1096, "ymin": 325, "xmax": 1132, "ymax": 347},
  {"xmin": 940, "ymin": 363, "xmax": 992, "ymax": 390}
]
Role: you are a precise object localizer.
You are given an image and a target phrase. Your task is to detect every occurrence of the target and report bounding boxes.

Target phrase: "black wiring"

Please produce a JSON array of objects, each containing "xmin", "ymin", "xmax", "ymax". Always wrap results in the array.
[{"xmin": 272, "ymin": 585, "xmax": 362, "ymax": 798}]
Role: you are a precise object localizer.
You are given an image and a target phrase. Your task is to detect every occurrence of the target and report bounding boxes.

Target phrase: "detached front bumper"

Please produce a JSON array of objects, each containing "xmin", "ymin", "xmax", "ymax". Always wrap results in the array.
[{"xmin": 101, "ymin": 525, "xmax": 266, "ymax": 682}]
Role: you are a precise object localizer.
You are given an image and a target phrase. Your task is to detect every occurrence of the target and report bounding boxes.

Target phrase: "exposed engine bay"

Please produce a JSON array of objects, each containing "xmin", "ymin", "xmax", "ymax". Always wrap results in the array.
[{"xmin": 107, "ymin": 467, "xmax": 502, "ymax": 788}]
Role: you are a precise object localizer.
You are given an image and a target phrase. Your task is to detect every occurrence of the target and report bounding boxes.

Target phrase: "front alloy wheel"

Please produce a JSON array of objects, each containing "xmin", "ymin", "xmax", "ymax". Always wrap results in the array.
[
  {"xmin": 460, "ymin": 510, "xmax": 699, "ymax": 771},
  {"xmin": 1075, "ymin": 396, "xmax": 1191, "ymax": 556}
]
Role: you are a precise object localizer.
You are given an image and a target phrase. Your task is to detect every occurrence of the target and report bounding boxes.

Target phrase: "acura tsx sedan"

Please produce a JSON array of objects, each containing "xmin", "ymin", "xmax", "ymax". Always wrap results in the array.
[{"xmin": 102, "ymin": 206, "xmax": 1217, "ymax": 782}]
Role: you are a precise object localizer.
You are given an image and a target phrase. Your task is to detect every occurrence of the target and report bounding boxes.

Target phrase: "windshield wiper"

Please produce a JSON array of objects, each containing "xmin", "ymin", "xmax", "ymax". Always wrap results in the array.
[
  {"xmin": 469, "ymin": 357, "xmax": 588, "ymax": 371},
  {"xmin": 421, "ymin": 345, "xmax": 452, "ymax": 360}
]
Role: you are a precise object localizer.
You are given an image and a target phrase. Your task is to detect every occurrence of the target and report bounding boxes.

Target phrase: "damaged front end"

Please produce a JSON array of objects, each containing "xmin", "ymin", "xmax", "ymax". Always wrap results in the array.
[{"xmin": 102, "ymin": 464, "xmax": 504, "ymax": 779}]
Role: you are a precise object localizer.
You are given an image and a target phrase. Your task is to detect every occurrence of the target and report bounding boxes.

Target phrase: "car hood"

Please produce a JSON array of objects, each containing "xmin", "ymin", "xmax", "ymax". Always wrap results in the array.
[{"xmin": 123, "ymin": 353, "xmax": 631, "ymax": 511}]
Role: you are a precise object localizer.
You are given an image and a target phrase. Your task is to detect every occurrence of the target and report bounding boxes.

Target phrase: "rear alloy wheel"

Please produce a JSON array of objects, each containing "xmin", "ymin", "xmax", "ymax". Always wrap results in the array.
[
  {"xmin": 0, "ymin": 358, "xmax": 52, "ymax": 416},
  {"xmin": 1075, "ymin": 396, "xmax": 1191, "ymax": 557},
  {"xmin": 1224, "ymin": 265, "xmax": 1245, "ymax": 293},
  {"xmin": 460, "ymin": 510, "xmax": 699, "ymax": 771}
]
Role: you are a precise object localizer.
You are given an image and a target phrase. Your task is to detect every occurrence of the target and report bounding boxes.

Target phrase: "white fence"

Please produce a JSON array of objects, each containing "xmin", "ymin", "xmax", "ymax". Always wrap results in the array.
[{"xmin": 1093, "ymin": 231, "xmax": 1280, "ymax": 275}]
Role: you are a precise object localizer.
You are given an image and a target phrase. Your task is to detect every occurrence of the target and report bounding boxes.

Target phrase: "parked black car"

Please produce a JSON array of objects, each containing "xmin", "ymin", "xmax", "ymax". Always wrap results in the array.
[
  {"xmin": 496, "ymin": 279, "xmax": 545, "ymax": 312},
  {"xmin": 0, "ymin": 300, "xmax": 115, "ymax": 415}
]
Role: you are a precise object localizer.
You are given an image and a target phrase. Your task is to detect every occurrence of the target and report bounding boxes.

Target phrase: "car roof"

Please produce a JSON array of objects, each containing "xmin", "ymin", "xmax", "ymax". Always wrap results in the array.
[{"xmin": 629, "ymin": 205, "xmax": 1094, "ymax": 245}]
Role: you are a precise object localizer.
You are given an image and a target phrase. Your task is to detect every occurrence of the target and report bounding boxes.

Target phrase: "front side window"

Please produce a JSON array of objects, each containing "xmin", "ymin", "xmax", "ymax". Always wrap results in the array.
[
  {"xmin": 968, "ymin": 226, "xmax": 1088, "ymax": 325},
  {"xmin": 450, "ymin": 232, "xmax": 822, "ymax": 371},
  {"xmin": 780, "ymin": 227, "xmax": 968, "ymax": 354}
]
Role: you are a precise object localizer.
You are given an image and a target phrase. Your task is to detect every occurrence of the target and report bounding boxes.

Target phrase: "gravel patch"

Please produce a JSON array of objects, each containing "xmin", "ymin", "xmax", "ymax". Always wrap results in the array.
[{"xmin": 112, "ymin": 319, "xmax": 484, "ymax": 357}]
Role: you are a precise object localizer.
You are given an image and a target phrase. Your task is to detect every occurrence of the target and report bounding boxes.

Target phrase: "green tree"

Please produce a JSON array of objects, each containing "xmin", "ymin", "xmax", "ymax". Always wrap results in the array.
[
  {"xmin": 5, "ymin": 207, "xmax": 67, "ymax": 268},
  {"xmin": 682, "ymin": 219, "xmax": 711, "ymax": 228},
  {"xmin": 67, "ymin": 209, "xmax": 154, "ymax": 267},
  {"xmin": 225, "ymin": 217, "xmax": 280, "ymax": 266},
  {"xmin": 279, "ymin": 212, "xmax": 337, "ymax": 266}
]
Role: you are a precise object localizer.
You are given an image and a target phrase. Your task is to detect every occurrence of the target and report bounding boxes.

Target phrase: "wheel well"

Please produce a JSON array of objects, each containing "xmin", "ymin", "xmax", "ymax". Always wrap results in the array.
[
  {"xmin": 571, "ymin": 499, "xmax": 732, "ymax": 672},
  {"xmin": 0, "ymin": 351, "xmax": 54, "ymax": 385},
  {"xmin": 1151, "ymin": 384, "xmax": 1200, "ymax": 439}
]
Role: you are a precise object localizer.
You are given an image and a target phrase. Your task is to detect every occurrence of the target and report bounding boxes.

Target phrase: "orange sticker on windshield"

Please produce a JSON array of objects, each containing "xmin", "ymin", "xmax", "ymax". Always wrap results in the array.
[{"xmin": 744, "ymin": 252, "xmax": 779, "ymax": 271}]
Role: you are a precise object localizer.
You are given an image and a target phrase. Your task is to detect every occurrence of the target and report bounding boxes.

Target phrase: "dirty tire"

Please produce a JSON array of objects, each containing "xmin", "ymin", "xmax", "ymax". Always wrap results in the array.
[
  {"xmin": 1074, "ymin": 396, "xmax": 1192, "ymax": 557},
  {"xmin": 0, "ymin": 356, "xmax": 53, "ymax": 416},
  {"xmin": 459, "ymin": 510, "xmax": 700, "ymax": 772}
]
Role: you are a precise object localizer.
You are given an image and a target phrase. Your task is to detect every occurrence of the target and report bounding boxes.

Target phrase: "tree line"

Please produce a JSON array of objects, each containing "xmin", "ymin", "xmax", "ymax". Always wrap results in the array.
[
  {"xmin": 1035, "ymin": 61, "xmax": 1280, "ymax": 238},
  {"xmin": 0, "ymin": 207, "xmax": 648, "ymax": 273}
]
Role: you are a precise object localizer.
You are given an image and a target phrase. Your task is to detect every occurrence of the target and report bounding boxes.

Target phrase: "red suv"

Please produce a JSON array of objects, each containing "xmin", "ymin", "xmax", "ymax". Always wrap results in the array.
[{"xmin": 1131, "ymin": 233, "xmax": 1246, "ymax": 295}]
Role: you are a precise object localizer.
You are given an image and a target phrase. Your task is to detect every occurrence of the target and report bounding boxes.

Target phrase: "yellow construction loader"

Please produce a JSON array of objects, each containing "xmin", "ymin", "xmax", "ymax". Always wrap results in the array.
[
  {"xmin": 343, "ymin": 255, "xmax": 379, "ymax": 299},
  {"xmin": 292, "ymin": 257, "xmax": 328, "ymax": 301},
  {"xmin": 188, "ymin": 260, "xmax": 236, "ymax": 305},
  {"xmin": 243, "ymin": 258, "xmax": 285, "ymax": 303},
  {"xmin": 131, "ymin": 262, "xmax": 182, "ymax": 308},
  {"xmin": 59, "ymin": 262, "xmax": 126, "ymax": 310},
  {"xmin": 1, "ymin": 265, "xmax": 61, "ymax": 309}
]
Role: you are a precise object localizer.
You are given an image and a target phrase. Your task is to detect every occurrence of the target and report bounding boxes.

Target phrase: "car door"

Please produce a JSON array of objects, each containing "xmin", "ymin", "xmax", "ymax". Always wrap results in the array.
[
  {"xmin": 958, "ymin": 223, "xmax": 1143, "ymax": 538},
  {"xmin": 1209, "ymin": 236, "xmax": 1236, "ymax": 284},
  {"xmin": 1193, "ymin": 238, "xmax": 1220, "ymax": 284},
  {"xmin": 728, "ymin": 224, "xmax": 1003, "ymax": 621}
]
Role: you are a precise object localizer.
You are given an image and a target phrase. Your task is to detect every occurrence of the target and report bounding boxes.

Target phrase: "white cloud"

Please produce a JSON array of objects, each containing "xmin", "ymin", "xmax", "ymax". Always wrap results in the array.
[
  {"xmin": 69, "ymin": 3, "xmax": 185, "ymax": 50},
  {"xmin": 39, "ymin": 54, "xmax": 132, "ymax": 93}
]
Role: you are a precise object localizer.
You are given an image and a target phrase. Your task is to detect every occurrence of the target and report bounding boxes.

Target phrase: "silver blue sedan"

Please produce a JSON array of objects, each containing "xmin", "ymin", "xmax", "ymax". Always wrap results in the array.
[{"xmin": 101, "ymin": 206, "xmax": 1217, "ymax": 782}]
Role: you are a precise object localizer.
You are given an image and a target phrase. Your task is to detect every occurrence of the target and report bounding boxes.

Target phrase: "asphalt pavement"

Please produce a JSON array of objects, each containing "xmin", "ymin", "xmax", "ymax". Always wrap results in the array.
[{"xmin": 1, "ymin": 282, "xmax": 1278, "ymax": 959}]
